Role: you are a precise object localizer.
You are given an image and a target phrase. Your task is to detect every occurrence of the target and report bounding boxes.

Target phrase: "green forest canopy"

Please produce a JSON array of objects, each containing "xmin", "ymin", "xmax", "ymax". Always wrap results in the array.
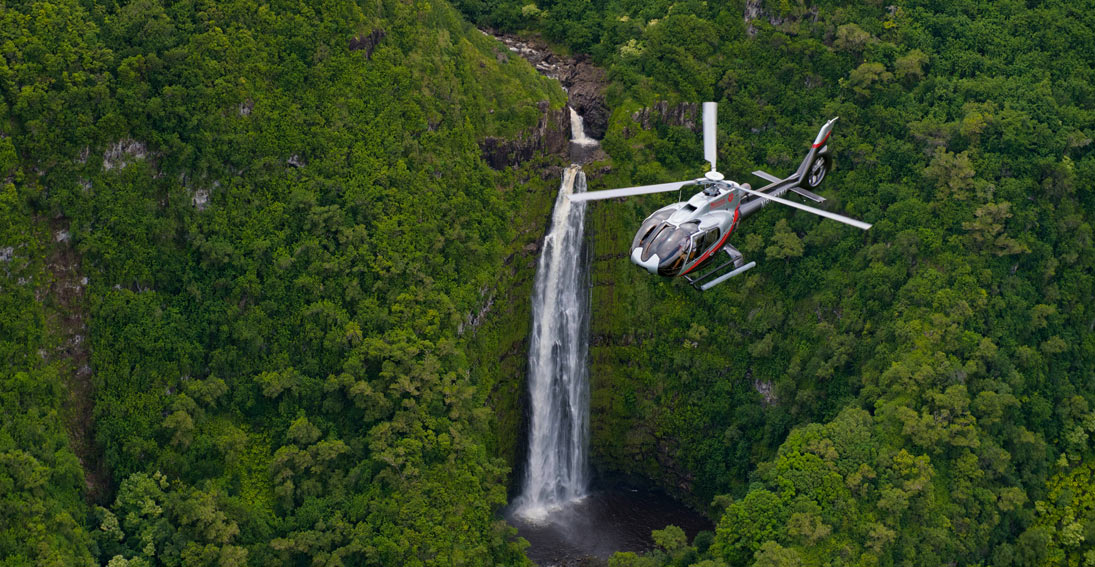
[
  {"xmin": 2, "ymin": 0, "xmax": 562, "ymax": 564},
  {"xmin": 457, "ymin": 0, "xmax": 1095, "ymax": 565},
  {"xmin": 2, "ymin": 0, "xmax": 1095, "ymax": 565}
]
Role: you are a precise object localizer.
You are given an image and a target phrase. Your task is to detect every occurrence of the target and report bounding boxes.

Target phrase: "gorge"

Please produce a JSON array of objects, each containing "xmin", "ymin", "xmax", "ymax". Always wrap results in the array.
[{"xmin": 507, "ymin": 123, "xmax": 710, "ymax": 563}]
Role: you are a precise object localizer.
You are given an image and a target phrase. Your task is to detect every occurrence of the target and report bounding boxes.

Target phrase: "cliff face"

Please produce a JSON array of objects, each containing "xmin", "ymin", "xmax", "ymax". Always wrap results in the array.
[
  {"xmin": 560, "ymin": 61, "xmax": 609, "ymax": 139},
  {"xmin": 584, "ymin": 200, "xmax": 709, "ymax": 506},
  {"xmin": 486, "ymin": 33, "xmax": 610, "ymax": 139},
  {"xmin": 479, "ymin": 101, "xmax": 571, "ymax": 169},
  {"xmin": 629, "ymin": 101, "xmax": 701, "ymax": 132}
]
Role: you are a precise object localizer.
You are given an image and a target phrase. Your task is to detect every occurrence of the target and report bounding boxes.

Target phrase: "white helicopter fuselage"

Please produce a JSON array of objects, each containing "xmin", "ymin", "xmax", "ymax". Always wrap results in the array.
[
  {"xmin": 629, "ymin": 182, "xmax": 744, "ymax": 277},
  {"xmin": 569, "ymin": 106, "xmax": 866, "ymax": 290}
]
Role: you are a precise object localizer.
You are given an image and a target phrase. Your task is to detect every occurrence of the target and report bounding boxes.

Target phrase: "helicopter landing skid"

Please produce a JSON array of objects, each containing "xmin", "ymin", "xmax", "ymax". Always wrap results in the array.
[{"xmin": 685, "ymin": 244, "xmax": 757, "ymax": 291}]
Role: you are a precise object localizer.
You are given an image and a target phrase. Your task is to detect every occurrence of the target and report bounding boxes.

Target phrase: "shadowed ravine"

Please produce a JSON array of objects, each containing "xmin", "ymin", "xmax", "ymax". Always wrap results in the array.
[{"xmin": 511, "ymin": 486, "xmax": 713, "ymax": 565}]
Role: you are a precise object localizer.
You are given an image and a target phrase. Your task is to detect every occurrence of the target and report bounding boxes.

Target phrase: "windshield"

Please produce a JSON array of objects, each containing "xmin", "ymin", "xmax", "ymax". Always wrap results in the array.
[
  {"xmin": 639, "ymin": 222, "xmax": 699, "ymax": 276},
  {"xmin": 632, "ymin": 209, "xmax": 674, "ymax": 252}
]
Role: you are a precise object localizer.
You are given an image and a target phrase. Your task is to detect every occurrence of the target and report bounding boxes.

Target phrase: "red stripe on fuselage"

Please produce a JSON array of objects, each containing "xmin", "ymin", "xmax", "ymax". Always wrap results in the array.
[
  {"xmin": 680, "ymin": 207, "xmax": 740, "ymax": 276},
  {"xmin": 812, "ymin": 131, "xmax": 831, "ymax": 148}
]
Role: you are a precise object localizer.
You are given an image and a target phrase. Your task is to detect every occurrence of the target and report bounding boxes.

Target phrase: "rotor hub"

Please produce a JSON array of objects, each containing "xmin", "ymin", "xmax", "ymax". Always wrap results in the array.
[{"xmin": 704, "ymin": 170, "xmax": 725, "ymax": 181}]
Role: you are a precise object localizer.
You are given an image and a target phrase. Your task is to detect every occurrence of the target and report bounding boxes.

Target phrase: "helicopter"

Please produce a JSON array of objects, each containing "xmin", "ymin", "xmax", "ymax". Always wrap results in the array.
[{"xmin": 568, "ymin": 102, "xmax": 871, "ymax": 291}]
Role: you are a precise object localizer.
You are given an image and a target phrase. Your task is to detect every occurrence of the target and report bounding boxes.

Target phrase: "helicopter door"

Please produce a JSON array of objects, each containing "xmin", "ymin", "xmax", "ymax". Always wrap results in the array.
[
  {"xmin": 685, "ymin": 228, "xmax": 719, "ymax": 264},
  {"xmin": 698, "ymin": 228, "xmax": 720, "ymax": 254}
]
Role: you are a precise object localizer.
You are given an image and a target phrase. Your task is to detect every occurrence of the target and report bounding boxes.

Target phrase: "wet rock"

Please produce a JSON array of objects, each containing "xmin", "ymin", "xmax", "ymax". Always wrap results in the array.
[
  {"xmin": 488, "ymin": 33, "xmax": 609, "ymax": 139},
  {"xmin": 562, "ymin": 61, "xmax": 609, "ymax": 139},
  {"xmin": 540, "ymin": 164, "xmax": 564, "ymax": 180},
  {"xmin": 496, "ymin": 35, "xmax": 562, "ymax": 80}
]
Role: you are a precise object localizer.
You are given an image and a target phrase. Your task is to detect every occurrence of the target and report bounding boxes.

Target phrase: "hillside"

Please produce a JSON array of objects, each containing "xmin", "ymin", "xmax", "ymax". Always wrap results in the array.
[
  {"xmin": 457, "ymin": 0, "xmax": 1095, "ymax": 564},
  {"xmin": 5, "ymin": 0, "xmax": 1095, "ymax": 565},
  {"xmin": 1, "ymin": 0, "xmax": 565, "ymax": 565}
]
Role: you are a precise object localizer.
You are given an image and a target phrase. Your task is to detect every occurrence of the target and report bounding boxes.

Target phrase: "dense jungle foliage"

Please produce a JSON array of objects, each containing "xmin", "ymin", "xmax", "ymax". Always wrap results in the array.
[
  {"xmin": 4, "ymin": 0, "xmax": 1095, "ymax": 565},
  {"xmin": 455, "ymin": 0, "xmax": 1095, "ymax": 565},
  {"xmin": 1, "ymin": 0, "xmax": 565, "ymax": 564}
]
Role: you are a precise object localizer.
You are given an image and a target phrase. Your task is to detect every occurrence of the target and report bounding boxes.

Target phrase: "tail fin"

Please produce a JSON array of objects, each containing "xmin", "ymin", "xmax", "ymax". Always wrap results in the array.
[
  {"xmin": 794, "ymin": 117, "xmax": 838, "ymax": 182},
  {"xmin": 812, "ymin": 117, "xmax": 838, "ymax": 149}
]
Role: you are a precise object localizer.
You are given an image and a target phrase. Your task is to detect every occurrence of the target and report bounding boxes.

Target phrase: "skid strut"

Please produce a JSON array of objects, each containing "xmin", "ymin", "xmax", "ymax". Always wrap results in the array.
[{"xmin": 684, "ymin": 244, "xmax": 756, "ymax": 290}]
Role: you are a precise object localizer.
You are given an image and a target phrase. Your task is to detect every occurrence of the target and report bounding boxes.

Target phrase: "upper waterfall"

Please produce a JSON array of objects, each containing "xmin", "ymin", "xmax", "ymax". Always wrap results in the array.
[{"xmin": 569, "ymin": 107, "xmax": 598, "ymax": 147}]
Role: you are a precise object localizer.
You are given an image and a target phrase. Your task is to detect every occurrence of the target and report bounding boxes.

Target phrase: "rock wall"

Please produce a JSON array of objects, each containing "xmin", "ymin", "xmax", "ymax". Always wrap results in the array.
[
  {"xmin": 743, "ymin": 0, "xmax": 818, "ymax": 37},
  {"xmin": 489, "ymin": 33, "xmax": 610, "ymax": 139},
  {"xmin": 479, "ymin": 101, "xmax": 571, "ymax": 169},
  {"xmin": 561, "ymin": 61, "xmax": 609, "ymax": 139},
  {"xmin": 629, "ymin": 101, "xmax": 701, "ymax": 132}
]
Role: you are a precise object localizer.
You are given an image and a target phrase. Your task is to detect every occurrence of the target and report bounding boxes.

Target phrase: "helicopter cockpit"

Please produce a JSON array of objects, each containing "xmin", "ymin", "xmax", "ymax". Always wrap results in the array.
[{"xmin": 631, "ymin": 216, "xmax": 702, "ymax": 276}]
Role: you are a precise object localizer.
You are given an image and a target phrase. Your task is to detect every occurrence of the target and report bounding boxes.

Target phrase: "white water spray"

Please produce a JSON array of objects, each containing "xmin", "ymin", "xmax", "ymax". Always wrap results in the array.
[
  {"xmin": 515, "ymin": 165, "xmax": 590, "ymax": 521},
  {"xmin": 569, "ymin": 107, "xmax": 598, "ymax": 147}
]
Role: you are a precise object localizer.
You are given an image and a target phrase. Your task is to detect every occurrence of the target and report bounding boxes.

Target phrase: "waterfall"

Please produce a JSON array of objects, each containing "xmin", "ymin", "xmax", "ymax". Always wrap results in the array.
[
  {"xmin": 515, "ymin": 164, "xmax": 590, "ymax": 521},
  {"xmin": 569, "ymin": 107, "xmax": 598, "ymax": 147}
]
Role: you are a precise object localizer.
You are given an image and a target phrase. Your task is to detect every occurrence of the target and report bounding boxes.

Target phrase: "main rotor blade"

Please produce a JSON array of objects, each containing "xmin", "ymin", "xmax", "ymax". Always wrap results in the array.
[
  {"xmin": 567, "ymin": 179, "xmax": 700, "ymax": 202},
  {"xmin": 737, "ymin": 184, "xmax": 872, "ymax": 230},
  {"xmin": 703, "ymin": 102, "xmax": 717, "ymax": 172}
]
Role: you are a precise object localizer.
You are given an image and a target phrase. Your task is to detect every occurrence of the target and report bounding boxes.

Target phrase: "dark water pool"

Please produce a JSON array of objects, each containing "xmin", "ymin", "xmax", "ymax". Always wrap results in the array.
[{"xmin": 505, "ymin": 488, "xmax": 713, "ymax": 566}]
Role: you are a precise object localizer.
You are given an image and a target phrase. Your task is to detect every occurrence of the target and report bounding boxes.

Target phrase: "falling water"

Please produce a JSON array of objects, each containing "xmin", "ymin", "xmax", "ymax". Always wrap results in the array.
[
  {"xmin": 515, "ymin": 164, "xmax": 590, "ymax": 521},
  {"xmin": 568, "ymin": 107, "xmax": 598, "ymax": 147}
]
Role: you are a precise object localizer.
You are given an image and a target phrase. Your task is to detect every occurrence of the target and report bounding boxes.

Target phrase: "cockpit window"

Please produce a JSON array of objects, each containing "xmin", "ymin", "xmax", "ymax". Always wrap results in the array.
[
  {"xmin": 632, "ymin": 209, "xmax": 674, "ymax": 252},
  {"xmin": 653, "ymin": 222, "xmax": 700, "ymax": 276},
  {"xmin": 684, "ymin": 228, "xmax": 720, "ymax": 264},
  {"xmin": 652, "ymin": 230, "xmax": 688, "ymax": 263},
  {"xmin": 640, "ymin": 224, "xmax": 669, "ymax": 262}
]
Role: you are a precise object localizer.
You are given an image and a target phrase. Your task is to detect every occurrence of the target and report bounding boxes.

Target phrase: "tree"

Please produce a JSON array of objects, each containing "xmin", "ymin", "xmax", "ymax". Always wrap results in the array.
[
  {"xmin": 834, "ymin": 24, "xmax": 875, "ymax": 54},
  {"xmin": 765, "ymin": 219, "xmax": 804, "ymax": 261},
  {"xmin": 963, "ymin": 202, "xmax": 1029, "ymax": 256},
  {"xmin": 753, "ymin": 541, "xmax": 803, "ymax": 567},
  {"xmin": 652, "ymin": 525, "xmax": 687, "ymax": 553},
  {"xmin": 923, "ymin": 147, "xmax": 975, "ymax": 200},
  {"xmin": 895, "ymin": 49, "xmax": 929, "ymax": 81},
  {"xmin": 846, "ymin": 62, "xmax": 893, "ymax": 97}
]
